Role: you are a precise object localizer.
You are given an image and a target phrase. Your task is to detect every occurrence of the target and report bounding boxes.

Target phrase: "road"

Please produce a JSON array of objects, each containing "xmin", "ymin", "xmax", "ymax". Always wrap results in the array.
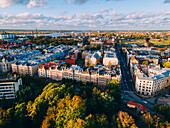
[{"xmin": 115, "ymin": 38, "xmax": 154, "ymax": 113}]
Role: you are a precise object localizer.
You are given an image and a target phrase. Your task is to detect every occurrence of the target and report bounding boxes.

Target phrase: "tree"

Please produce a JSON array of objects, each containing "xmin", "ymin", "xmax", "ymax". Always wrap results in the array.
[
  {"xmin": 141, "ymin": 113, "xmax": 153, "ymax": 128},
  {"xmin": 85, "ymin": 114, "xmax": 96, "ymax": 128},
  {"xmin": 153, "ymin": 104, "xmax": 170, "ymax": 122},
  {"xmin": 108, "ymin": 61, "xmax": 112, "ymax": 68},
  {"xmin": 117, "ymin": 111, "xmax": 137, "ymax": 128},
  {"xmin": 41, "ymin": 106, "xmax": 57, "ymax": 128},
  {"xmin": 87, "ymin": 60, "xmax": 90, "ymax": 67},
  {"xmin": 95, "ymin": 114, "xmax": 109, "ymax": 128},
  {"xmin": 78, "ymin": 51, "xmax": 82, "ymax": 59},
  {"xmin": 27, "ymin": 83, "xmax": 67, "ymax": 127},
  {"xmin": 153, "ymin": 115, "xmax": 170, "ymax": 128},
  {"xmin": 80, "ymin": 85, "xmax": 92, "ymax": 99},
  {"xmin": 55, "ymin": 95, "xmax": 86, "ymax": 127},
  {"xmin": 15, "ymin": 102, "xmax": 27, "ymax": 127},
  {"xmin": 142, "ymin": 61, "xmax": 149, "ymax": 65},
  {"xmin": 15, "ymin": 86, "xmax": 33, "ymax": 103},
  {"xmin": 0, "ymin": 108, "xmax": 10, "ymax": 127},
  {"xmin": 163, "ymin": 62, "xmax": 170, "ymax": 68}
]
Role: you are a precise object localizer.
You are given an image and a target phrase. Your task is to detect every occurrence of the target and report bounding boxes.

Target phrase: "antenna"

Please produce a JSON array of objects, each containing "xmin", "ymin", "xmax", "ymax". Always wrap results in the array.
[
  {"xmin": 36, "ymin": 29, "xmax": 38, "ymax": 37},
  {"xmin": 32, "ymin": 31, "xmax": 34, "ymax": 37}
]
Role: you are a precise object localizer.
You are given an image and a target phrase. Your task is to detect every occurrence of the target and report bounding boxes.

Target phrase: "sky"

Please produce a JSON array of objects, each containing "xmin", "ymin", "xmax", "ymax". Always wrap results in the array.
[{"xmin": 0, "ymin": 0, "xmax": 170, "ymax": 30}]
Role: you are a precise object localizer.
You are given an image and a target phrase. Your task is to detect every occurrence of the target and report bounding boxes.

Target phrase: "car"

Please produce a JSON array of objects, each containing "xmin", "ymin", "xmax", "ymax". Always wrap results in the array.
[{"xmin": 143, "ymin": 101, "xmax": 147, "ymax": 104}]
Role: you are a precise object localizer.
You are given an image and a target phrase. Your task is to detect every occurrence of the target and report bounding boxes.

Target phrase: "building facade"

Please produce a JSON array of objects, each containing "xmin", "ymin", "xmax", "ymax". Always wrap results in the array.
[
  {"xmin": 133, "ymin": 64, "xmax": 170, "ymax": 95},
  {"xmin": 0, "ymin": 58, "xmax": 16, "ymax": 73},
  {"xmin": 0, "ymin": 76, "xmax": 22, "ymax": 99},
  {"xmin": 39, "ymin": 65, "xmax": 120, "ymax": 86},
  {"xmin": 12, "ymin": 61, "xmax": 39, "ymax": 76},
  {"xmin": 103, "ymin": 52, "xmax": 118, "ymax": 66}
]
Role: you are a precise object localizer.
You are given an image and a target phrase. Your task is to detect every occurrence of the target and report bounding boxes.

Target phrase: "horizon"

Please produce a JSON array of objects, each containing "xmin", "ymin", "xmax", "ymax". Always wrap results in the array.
[{"xmin": 0, "ymin": 29, "xmax": 170, "ymax": 32}]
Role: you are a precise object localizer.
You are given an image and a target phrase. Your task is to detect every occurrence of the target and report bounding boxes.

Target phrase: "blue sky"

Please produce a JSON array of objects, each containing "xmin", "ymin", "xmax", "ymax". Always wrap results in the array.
[{"xmin": 0, "ymin": 0, "xmax": 170, "ymax": 30}]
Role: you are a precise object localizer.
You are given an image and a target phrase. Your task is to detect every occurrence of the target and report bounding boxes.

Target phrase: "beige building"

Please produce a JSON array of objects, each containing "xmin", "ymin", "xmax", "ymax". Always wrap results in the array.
[
  {"xmin": 103, "ymin": 52, "xmax": 118, "ymax": 66},
  {"xmin": 85, "ymin": 53, "xmax": 102, "ymax": 66},
  {"xmin": 0, "ymin": 76, "xmax": 22, "ymax": 99},
  {"xmin": 12, "ymin": 61, "xmax": 39, "ymax": 76},
  {"xmin": 38, "ymin": 65, "xmax": 120, "ymax": 86}
]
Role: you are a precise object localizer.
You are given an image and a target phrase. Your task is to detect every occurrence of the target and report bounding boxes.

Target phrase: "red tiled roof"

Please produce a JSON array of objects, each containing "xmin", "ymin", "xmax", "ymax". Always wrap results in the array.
[
  {"xmin": 127, "ymin": 101, "xmax": 147, "ymax": 112},
  {"xmin": 127, "ymin": 101, "xmax": 135, "ymax": 105},
  {"xmin": 39, "ymin": 65, "xmax": 45, "ymax": 69}
]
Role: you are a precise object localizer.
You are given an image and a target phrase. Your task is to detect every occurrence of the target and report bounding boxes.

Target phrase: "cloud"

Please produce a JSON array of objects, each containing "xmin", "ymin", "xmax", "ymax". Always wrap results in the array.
[
  {"xmin": 65, "ymin": 0, "xmax": 88, "ymax": 4},
  {"xmin": 92, "ymin": 13, "xmax": 103, "ymax": 19},
  {"xmin": 0, "ymin": 0, "xmax": 48, "ymax": 8},
  {"xmin": 0, "ymin": 10, "xmax": 169, "ymax": 30},
  {"xmin": 111, "ymin": 15, "xmax": 125, "ymax": 21},
  {"xmin": 76, "ymin": 13, "xmax": 103, "ymax": 20},
  {"xmin": 76, "ymin": 13, "xmax": 90, "ymax": 19},
  {"xmin": 56, "ymin": 15, "xmax": 75, "ymax": 21},
  {"xmin": 0, "ymin": 0, "xmax": 27, "ymax": 8},
  {"xmin": 164, "ymin": 0, "xmax": 170, "ymax": 3},
  {"xmin": 99, "ymin": 8, "xmax": 111, "ymax": 13},
  {"xmin": 65, "ymin": 0, "xmax": 124, "ymax": 4},
  {"xmin": 124, "ymin": 12, "xmax": 157, "ymax": 20},
  {"xmin": 160, "ymin": 10, "xmax": 170, "ymax": 15},
  {"xmin": 27, "ymin": 0, "xmax": 48, "ymax": 8},
  {"xmin": 107, "ymin": 11, "xmax": 120, "ymax": 16},
  {"xmin": 66, "ymin": 0, "xmax": 72, "ymax": 4}
]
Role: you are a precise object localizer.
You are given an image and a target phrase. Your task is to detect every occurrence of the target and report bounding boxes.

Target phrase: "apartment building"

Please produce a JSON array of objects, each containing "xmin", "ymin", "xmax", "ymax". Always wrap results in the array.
[
  {"xmin": 134, "ymin": 65, "xmax": 170, "ymax": 95},
  {"xmin": 103, "ymin": 52, "xmax": 118, "ymax": 66},
  {"xmin": 85, "ymin": 52, "xmax": 102, "ymax": 66},
  {"xmin": 0, "ymin": 57, "xmax": 16, "ymax": 73},
  {"xmin": 39, "ymin": 65, "xmax": 120, "ymax": 86},
  {"xmin": 12, "ymin": 61, "xmax": 39, "ymax": 76},
  {"xmin": 0, "ymin": 76, "xmax": 22, "ymax": 99}
]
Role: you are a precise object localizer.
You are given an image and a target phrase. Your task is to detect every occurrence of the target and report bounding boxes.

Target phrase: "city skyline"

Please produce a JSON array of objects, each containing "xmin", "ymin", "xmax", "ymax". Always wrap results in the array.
[{"xmin": 0, "ymin": 0, "xmax": 170, "ymax": 30}]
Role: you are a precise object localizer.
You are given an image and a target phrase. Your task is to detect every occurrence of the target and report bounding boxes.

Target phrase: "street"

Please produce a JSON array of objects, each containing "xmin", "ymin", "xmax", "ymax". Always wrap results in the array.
[{"xmin": 116, "ymin": 39, "xmax": 155, "ymax": 113}]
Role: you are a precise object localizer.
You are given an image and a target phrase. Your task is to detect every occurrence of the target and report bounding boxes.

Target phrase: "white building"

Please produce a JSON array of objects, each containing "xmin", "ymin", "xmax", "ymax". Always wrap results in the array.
[
  {"xmin": 135, "ymin": 66, "xmax": 170, "ymax": 95},
  {"xmin": 0, "ymin": 32, "xmax": 15, "ymax": 40},
  {"xmin": 103, "ymin": 52, "xmax": 118, "ymax": 66},
  {"xmin": 0, "ymin": 57, "xmax": 16, "ymax": 73},
  {"xmin": 0, "ymin": 76, "xmax": 22, "ymax": 99}
]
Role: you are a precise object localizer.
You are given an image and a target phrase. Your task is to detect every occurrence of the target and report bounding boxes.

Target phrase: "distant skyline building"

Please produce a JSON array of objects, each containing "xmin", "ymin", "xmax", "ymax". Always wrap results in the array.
[{"xmin": 0, "ymin": 32, "xmax": 15, "ymax": 40}]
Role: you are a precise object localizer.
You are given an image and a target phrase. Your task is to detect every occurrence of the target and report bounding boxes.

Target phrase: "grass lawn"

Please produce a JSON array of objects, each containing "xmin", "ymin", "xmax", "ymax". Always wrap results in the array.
[
  {"xmin": 122, "ymin": 39, "xmax": 170, "ymax": 45},
  {"xmin": 150, "ymin": 40, "xmax": 170, "ymax": 45},
  {"xmin": 122, "ymin": 39, "xmax": 144, "ymax": 44}
]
